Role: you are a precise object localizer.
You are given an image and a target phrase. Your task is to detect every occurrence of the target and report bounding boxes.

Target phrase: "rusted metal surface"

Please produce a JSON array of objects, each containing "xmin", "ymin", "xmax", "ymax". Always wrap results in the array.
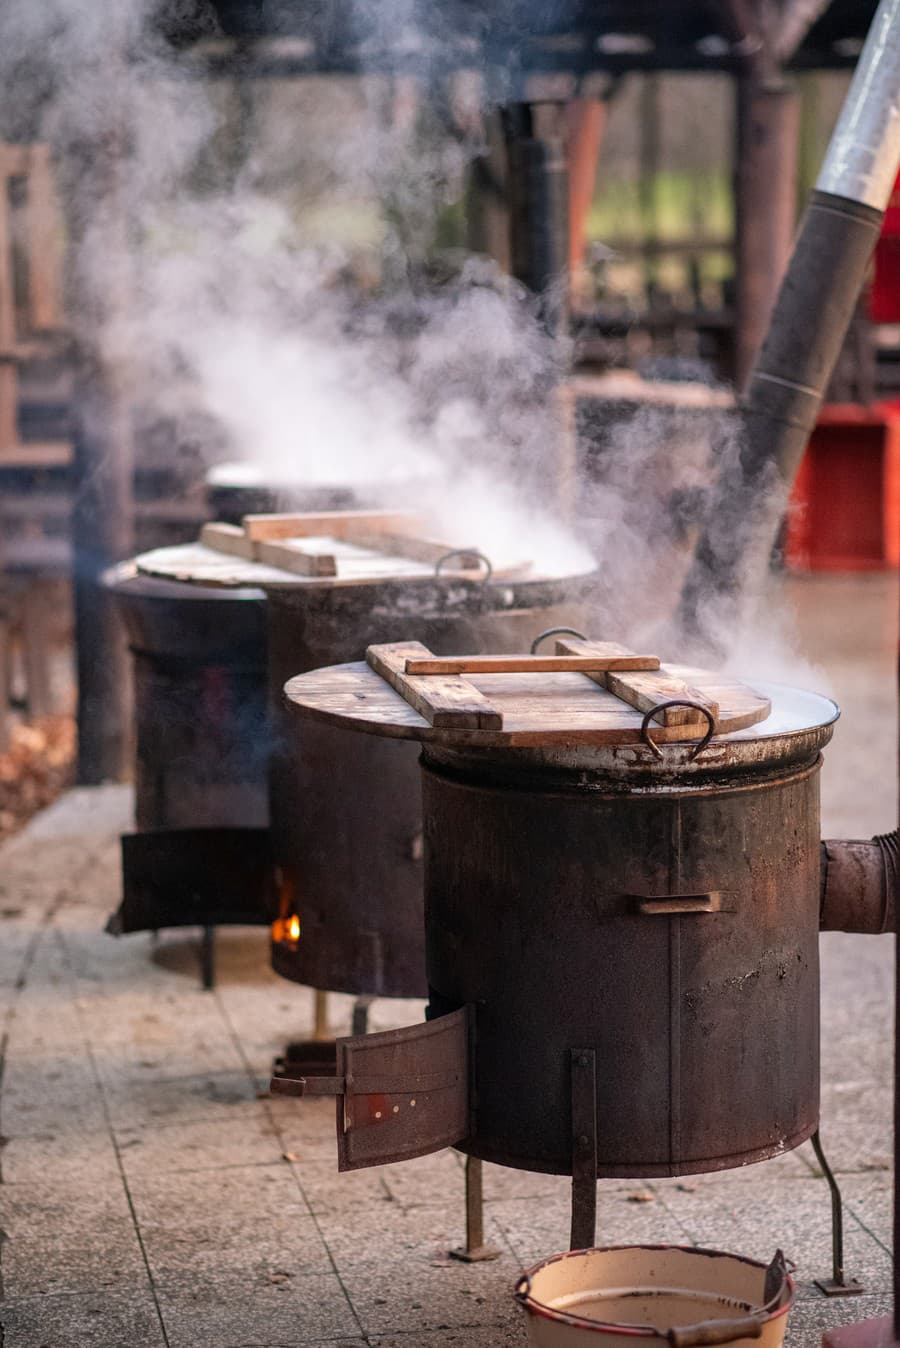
[
  {"xmin": 110, "ymin": 828, "xmax": 275, "ymax": 934},
  {"xmin": 270, "ymin": 1006, "xmax": 470, "ymax": 1172},
  {"xmin": 811, "ymin": 1130, "xmax": 865, "ymax": 1297},
  {"xmin": 105, "ymin": 565, "xmax": 272, "ymax": 939},
  {"xmin": 106, "ymin": 565, "xmax": 269, "ymax": 833},
  {"xmin": 268, "ymin": 576, "xmax": 591, "ymax": 998},
  {"xmin": 422, "ymin": 748, "xmax": 823, "ymax": 1178},
  {"xmin": 820, "ymin": 830, "xmax": 898, "ymax": 933},
  {"xmin": 569, "ymin": 1048, "xmax": 598, "ymax": 1249}
]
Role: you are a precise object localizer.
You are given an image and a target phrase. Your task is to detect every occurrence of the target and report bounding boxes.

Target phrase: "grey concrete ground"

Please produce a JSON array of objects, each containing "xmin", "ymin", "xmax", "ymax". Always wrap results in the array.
[{"xmin": 0, "ymin": 573, "xmax": 896, "ymax": 1348}]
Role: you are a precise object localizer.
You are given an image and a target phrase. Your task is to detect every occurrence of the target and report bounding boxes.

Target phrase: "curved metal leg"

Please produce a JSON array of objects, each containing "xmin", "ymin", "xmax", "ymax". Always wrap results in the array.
[{"xmin": 812, "ymin": 1129, "xmax": 864, "ymax": 1296}]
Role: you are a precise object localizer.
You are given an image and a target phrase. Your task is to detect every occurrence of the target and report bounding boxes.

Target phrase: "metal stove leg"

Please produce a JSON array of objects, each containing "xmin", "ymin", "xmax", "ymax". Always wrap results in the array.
[
  {"xmin": 812, "ymin": 1128, "xmax": 864, "ymax": 1296},
  {"xmin": 313, "ymin": 989, "xmax": 330, "ymax": 1040},
  {"xmin": 200, "ymin": 925, "xmax": 215, "ymax": 990},
  {"xmin": 450, "ymin": 1155, "xmax": 500, "ymax": 1262},
  {"xmin": 570, "ymin": 1048, "xmax": 598, "ymax": 1250},
  {"xmin": 352, "ymin": 996, "xmax": 374, "ymax": 1038}
]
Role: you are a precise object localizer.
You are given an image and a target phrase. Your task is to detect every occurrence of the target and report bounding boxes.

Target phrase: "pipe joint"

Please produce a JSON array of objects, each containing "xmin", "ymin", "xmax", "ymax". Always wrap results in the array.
[{"xmin": 820, "ymin": 829, "xmax": 899, "ymax": 933}]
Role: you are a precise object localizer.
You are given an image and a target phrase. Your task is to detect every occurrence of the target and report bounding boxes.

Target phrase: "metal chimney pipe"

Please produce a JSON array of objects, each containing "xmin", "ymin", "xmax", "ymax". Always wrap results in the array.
[
  {"xmin": 678, "ymin": 0, "xmax": 900, "ymax": 645},
  {"xmin": 819, "ymin": 830, "xmax": 899, "ymax": 934}
]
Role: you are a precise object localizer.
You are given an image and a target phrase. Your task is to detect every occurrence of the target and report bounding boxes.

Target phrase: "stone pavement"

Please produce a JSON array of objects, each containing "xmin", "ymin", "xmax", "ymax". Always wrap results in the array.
[{"xmin": 0, "ymin": 573, "xmax": 896, "ymax": 1348}]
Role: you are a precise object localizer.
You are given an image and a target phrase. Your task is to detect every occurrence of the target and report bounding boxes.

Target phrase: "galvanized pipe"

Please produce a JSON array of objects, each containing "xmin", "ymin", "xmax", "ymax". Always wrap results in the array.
[
  {"xmin": 678, "ymin": 0, "xmax": 900, "ymax": 643},
  {"xmin": 819, "ymin": 830, "xmax": 899, "ymax": 934}
]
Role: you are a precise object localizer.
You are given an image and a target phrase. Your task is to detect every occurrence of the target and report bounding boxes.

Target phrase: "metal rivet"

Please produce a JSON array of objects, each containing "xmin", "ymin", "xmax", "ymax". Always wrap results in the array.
[
  {"xmin": 375, "ymin": 1111, "xmax": 382, "ymax": 1119},
  {"xmin": 410, "ymin": 1099, "xmax": 416, "ymax": 1107},
  {"xmin": 392, "ymin": 1105, "xmax": 400, "ymax": 1113},
  {"xmin": 578, "ymin": 1134, "xmax": 589, "ymax": 1147}
]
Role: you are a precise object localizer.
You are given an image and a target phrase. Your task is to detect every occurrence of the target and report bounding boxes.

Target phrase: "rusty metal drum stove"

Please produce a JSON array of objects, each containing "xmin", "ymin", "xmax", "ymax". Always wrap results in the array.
[
  {"xmin": 275, "ymin": 639, "xmax": 895, "ymax": 1272},
  {"xmin": 104, "ymin": 563, "xmax": 272, "ymax": 979},
  {"xmin": 131, "ymin": 516, "xmax": 595, "ymax": 1006}
]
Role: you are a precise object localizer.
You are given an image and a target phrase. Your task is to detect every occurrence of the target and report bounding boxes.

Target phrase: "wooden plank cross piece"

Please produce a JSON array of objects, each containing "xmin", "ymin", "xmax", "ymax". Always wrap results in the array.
[
  {"xmin": 403, "ymin": 652, "xmax": 660, "ymax": 676},
  {"xmin": 366, "ymin": 642, "xmax": 503, "ymax": 731},
  {"xmin": 555, "ymin": 638, "xmax": 720, "ymax": 728}
]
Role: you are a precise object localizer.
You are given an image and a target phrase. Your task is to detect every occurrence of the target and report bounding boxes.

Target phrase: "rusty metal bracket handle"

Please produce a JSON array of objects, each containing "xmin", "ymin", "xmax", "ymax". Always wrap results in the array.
[
  {"xmin": 530, "ymin": 625, "xmax": 587, "ymax": 655},
  {"xmin": 270, "ymin": 1075, "xmax": 345, "ymax": 1098},
  {"xmin": 434, "ymin": 550, "xmax": 493, "ymax": 583},
  {"xmin": 667, "ymin": 1315, "xmax": 765, "ymax": 1348},
  {"xmin": 640, "ymin": 700, "xmax": 717, "ymax": 762},
  {"xmin": 635, "ymin": 893, "xmax": 725, "ymax": 916},
  {"xmin": 270, "ymin": 1068, "xmax": 463, "ymax": 1099}
]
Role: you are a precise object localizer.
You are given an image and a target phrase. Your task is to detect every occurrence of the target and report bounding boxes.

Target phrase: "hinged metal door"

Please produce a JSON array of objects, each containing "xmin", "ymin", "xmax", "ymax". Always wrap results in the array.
[{"xmin": 271, "ymin": 1007, "xmax": 471, "ymax": 1171}]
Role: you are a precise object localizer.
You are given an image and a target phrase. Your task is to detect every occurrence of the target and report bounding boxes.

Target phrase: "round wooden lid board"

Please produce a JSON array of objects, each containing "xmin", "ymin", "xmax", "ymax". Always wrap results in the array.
[{"xmin": 283, "ymin": 659, "xmax": 779, "ymax": 749}]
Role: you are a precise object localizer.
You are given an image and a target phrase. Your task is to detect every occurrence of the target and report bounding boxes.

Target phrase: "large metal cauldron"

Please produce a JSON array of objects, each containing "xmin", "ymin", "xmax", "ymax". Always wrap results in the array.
[
  {"xmin": 276, "ymin": 656, "xmax": 840, "ymax": 1187},
  {"xmin": 421, "ymin": 723, "xmax": 826, "ymax": 1176},
  {"xmin": 267, "ymin": 573, "xmax": 593, "ymax": 998},
  {"xmin": 104, "ymin": 563, "xmax": 271, "ymax": 936}
]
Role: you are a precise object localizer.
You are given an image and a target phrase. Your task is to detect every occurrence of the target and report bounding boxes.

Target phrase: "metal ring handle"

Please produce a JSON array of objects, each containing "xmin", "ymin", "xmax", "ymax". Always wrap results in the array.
[
  {"xmin": 434, "ymin": 549, "xmax": 493, "ymax": 583},
  {"xmin": 529, "ymin": 625, "xmax": 587, "ymax": 655},
  {"xmin": 513, "ymin": 1271, "xmax": 532, "ymax": 1306},
  {"xmin": 640, "ymin": 701, "xmax": 717, "ymax": 763}
]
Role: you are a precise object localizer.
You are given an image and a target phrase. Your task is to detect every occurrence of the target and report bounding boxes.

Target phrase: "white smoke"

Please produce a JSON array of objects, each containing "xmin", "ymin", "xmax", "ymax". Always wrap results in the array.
[{"xmin": 0, "ymin": 0, "xmax": 593, "ymax": 577}]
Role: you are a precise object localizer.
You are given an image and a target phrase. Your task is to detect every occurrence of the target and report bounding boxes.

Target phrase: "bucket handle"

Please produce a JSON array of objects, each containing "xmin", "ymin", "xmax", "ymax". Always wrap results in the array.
[
  {"xmin": 513, "ymin": 1271, "xmax": 532, "ymax": 1306},
  {"xmin": 667, "ymin": 1314, "xmax": 765, "ymax": 1348}
]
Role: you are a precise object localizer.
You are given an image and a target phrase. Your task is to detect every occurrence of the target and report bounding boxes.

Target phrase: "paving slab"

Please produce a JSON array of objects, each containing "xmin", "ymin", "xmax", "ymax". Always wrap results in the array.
[{"xmin": 0, "ymin": 1290, "xmax": 168, "ymax": 1347}]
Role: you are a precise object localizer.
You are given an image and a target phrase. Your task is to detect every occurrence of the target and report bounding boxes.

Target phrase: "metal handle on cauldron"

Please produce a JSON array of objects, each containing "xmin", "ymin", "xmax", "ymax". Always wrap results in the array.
[
  {"xmin": 434, "ymin": 550, "xmax": 493, "ymax": 582},
  {"xmin": 529, "ymin": 625, "xmax": 587, "ymax": 655},
  {"xmin": 666, "ymin": 1314, "xmax": 766, "ymax": 1348},
  {"xmin": 640, "ymin": 700, "xmax": 717, "ymax": 763},
  {"xmin": 636, "ymin": 893, "xmax": 725, "ymax": 916}
]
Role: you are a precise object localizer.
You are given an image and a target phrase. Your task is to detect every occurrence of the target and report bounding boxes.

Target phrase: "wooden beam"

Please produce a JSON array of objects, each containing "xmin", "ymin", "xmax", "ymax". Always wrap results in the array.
[
  {"xmin": 367, "ymin": 642, "xmax": 503, "ymax": 731},
  {"xmin": 404, "ymin": 653, "xmax": 660, "ymax": 676},
  {"xmin": 556, "ymin": 639, "xmax": 719, "ymax": 728}
]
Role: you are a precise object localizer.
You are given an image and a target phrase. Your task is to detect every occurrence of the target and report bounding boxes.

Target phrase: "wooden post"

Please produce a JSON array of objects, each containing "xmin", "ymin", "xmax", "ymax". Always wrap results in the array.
[
  {"xmin": 733, "ymin": 78, "xmax": 801, "ymax": 392},
  {"xmin": 567, "ymin": 98, "xmax": 605, "ymax": 301},
  {"xmin": 466, "ymin": 111, "xmax": 511, "ymax": 271},
  {"xmin": 60, "ymin": 13, "xmax": 135, "ymax": 785},
  {"xmin": 0, "ymin": 145, "xmax": 17, "ymax": 453}
]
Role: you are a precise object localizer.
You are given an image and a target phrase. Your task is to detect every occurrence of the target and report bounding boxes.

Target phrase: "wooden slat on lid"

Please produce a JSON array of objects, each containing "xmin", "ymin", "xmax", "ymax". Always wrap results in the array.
[
  {"xmin": 256, "ymin": 538, "xmax": 338, "ymax": 577},
  {"xmin": 242, "ymin": 510, "xmax": 422, "ymax": 542},
  {"xmin": 349, "ymin": 532, "xmax": 483, "ymax": 569},
  {"xmin": 367, "ymin": 642, "xmax": 503, "ymax": 731},
  {"xmin": 404, "ymin": 653, "xmax": 660, "ymax": 675},
  {"xmin": 200, "ymin": 522, "xmax": 256, "ymax": 560},
  {"xmin": 556, "ymin": 638, "xmax": 720, "ymax": 728}
]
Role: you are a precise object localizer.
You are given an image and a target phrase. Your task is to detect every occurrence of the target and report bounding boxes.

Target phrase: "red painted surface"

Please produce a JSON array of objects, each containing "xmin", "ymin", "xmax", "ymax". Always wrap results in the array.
[
  {"xmin": 822, "ymin": 1316, "xmax": 898, "ymax": 1348},
  {"xmin": 871, "ymin": 170, "xmax": 900, "ymax": 323},
  {"xmin": 785, "ymin": 403, "xmax": 900, "ymax": 572}
]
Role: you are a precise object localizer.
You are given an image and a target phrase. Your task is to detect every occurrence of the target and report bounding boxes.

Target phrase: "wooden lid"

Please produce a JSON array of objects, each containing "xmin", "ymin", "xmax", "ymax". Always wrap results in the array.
[
  {"xmin": 284, "ymin": 638, "xmax": 778, "ymax": 750},
  {"xmin": 134, "ymin": 509, "xmax": 586, "ymax": 590}
]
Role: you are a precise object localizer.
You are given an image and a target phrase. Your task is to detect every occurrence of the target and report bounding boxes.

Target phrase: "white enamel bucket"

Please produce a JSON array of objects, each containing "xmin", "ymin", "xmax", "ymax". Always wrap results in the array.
[{"xmin": 514, "ymin": 1246, "xmax": 794, "ymax": 1348}]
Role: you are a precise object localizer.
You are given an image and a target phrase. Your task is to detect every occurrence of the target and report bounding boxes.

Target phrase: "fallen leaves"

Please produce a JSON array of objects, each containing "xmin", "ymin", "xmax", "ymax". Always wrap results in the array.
[{"xmin": 0, "ymin": 714, "xmax": 76, "ymax": 841}]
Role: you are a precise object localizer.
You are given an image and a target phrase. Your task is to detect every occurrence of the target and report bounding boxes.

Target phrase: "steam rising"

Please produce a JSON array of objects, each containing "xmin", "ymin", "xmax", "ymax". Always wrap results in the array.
[
  {"xmin": 0, "ymin": 0, "xmax": 592, "ymax": 577},
  {"xmin": 0, "ymin": 0, "xmax": 833, "ymax": 680}
]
